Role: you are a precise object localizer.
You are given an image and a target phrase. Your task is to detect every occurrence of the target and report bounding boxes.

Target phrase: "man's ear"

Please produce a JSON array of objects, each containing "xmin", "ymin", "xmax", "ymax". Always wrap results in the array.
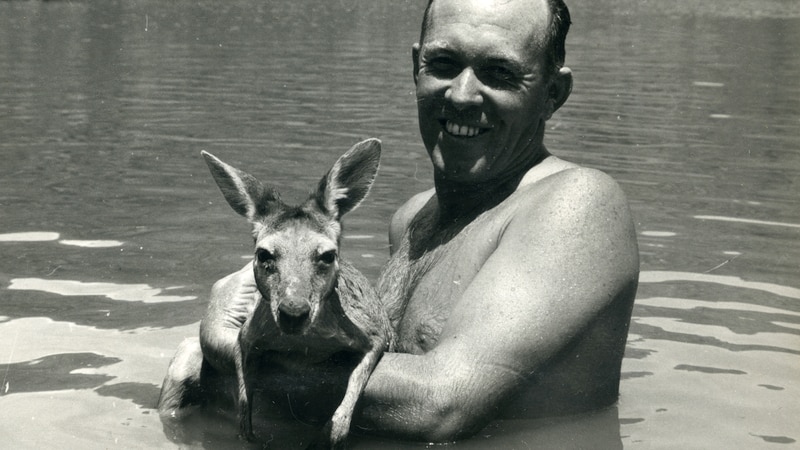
[
  {"xmin": 412, "ymin": 43, "xmax": 421, "ymax": 86},
  {"xmin": 546, "ymin": 66, "xmax": 573, "ymax": 120}
]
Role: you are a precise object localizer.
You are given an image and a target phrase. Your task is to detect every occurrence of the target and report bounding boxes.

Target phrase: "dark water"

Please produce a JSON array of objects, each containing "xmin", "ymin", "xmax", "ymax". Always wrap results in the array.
[{"xmin": 1, "ymin": 0, "xmax": 798, "ymax": 448}]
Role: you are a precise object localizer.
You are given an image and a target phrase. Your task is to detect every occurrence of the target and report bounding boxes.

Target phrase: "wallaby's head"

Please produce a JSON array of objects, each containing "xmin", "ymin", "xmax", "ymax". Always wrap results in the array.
[{"xmin": 202, "ymin": 139, "xmax": 381, "ymax": 335}]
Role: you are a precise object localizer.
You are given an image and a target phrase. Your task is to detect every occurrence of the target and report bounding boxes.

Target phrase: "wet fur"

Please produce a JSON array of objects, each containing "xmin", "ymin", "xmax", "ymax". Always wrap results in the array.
[{"xmin": 157, "ymin": 139, "xmax": 392, "ymax": 448}]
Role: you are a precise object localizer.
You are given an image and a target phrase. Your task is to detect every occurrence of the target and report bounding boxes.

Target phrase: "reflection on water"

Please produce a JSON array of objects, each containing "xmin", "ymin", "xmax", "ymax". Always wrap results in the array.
[
  {"xmin": 60, "ymin": 239, "xmax": 125, "ymax": 248},
  {"xmin": 0, "ymin": 232, "xmax": 62, "ymax": 242},
  {"xmin": 1, "ymin": 0, "xmax": 798, "ymax": 448},
  {"xmin": 0, "ymin": 353, "xmax": 120, "ymax": 394},
  {"xmin": 8, "ymin": 278, "xmax": 195, "ymax": 303},
  {"xmin": 640, "ymin": 271, "xmax": 800, "ymax": 300},
  {"xmin": 693, "ymin": 215, "xmax": 800, "ymax": 229}
]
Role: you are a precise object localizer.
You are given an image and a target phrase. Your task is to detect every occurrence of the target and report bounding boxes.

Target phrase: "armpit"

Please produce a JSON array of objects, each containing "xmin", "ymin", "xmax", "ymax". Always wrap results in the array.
[{"xmin": 395, "ymin": 322, "xmax": 440, "ymax": 354}]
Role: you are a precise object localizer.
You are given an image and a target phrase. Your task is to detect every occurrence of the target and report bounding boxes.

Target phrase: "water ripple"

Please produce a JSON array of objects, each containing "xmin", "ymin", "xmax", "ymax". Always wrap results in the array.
[
  {"xmin": 0, "ymin": 232, "xmax": 60, "ymax": 242},
  {"xmin": 636, "ymin": 297, "xmax": 800, "ymax": 317},
  {"xmin": 640, "ymin": 271, "xmax": 800, "ymax": 299},
  {"xmin": 694, "ymin": 215, "xmax": 800, "ymax": 229}
]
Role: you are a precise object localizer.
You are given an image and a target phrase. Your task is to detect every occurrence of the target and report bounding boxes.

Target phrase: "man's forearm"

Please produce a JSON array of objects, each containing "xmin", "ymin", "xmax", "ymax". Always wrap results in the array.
[
  {"xmin": 354, "ymin": 352, "xmax": 488, "ymax": 443},
  {"xmin": 355, "ymin": 352, "xmax": 450, "ymax": 441}
]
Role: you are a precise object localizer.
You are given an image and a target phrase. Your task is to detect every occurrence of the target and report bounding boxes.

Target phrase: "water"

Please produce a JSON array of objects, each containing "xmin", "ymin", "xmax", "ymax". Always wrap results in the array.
[{"xmin": 1, "ymin": 0, "xmax": 798, "ymax": 448}]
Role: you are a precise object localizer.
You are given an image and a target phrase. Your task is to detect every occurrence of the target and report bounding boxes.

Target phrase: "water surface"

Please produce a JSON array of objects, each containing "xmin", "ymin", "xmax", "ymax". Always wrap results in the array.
[{"xmin": 1, "ymin": 0, "xmax": 798, "ymax": 448}]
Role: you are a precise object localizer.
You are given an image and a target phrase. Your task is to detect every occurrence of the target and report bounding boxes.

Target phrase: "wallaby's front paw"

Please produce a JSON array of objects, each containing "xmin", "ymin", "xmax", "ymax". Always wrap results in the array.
[
  {"xmin": 304, "ymin": 421, "xmax": 348, "ymax": 450},
  {"xmin": 238, "ymin": 431, "xmax": 257, "ymax": 443},
  {"xmin": 305, "ymin": 436, "xmax": 346, "ymax": 450},
  {"xmin": 238, "ymin": 420, "xmax": 257, "ymax": 442},
  {"xmin": 329, "ymin": 413, "xmax": 354, "ymax": 449}
]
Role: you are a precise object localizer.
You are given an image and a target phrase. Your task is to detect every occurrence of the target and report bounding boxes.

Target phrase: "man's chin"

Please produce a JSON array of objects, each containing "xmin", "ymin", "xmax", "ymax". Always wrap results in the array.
[{"xmin": 433, "ymin": 162, "xmax": 490, "ymax": 185}]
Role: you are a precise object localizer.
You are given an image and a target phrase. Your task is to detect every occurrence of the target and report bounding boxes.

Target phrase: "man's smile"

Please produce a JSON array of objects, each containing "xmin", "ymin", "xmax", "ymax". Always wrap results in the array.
[{"xmin": 441, "ymin": 119, "xmax": 491, "ymax": 138}]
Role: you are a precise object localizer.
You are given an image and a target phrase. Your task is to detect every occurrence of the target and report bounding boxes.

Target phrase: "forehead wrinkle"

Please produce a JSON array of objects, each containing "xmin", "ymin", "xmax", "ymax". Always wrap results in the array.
[{"xmin": 423, "ymin": 39, "xmax": 515, "ymax": 57}]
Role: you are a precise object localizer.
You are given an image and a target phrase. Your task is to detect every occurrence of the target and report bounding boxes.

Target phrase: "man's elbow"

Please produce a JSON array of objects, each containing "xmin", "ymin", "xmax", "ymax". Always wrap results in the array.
[{"xmin": 414, "ymin": 395, "xmax": 490, "ymax": 443}]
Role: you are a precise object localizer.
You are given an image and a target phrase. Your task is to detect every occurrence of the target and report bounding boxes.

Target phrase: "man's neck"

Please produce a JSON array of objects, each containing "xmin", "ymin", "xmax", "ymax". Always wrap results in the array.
[{"xmin": 433, "ymin": 148, "xmax": 551, "ymax": 223}]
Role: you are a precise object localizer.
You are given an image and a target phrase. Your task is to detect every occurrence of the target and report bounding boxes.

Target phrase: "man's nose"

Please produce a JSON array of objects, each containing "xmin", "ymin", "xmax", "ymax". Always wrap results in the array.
[{"xmin": 445, "ymin": 67, "xmax": 482, "ymax": 108}]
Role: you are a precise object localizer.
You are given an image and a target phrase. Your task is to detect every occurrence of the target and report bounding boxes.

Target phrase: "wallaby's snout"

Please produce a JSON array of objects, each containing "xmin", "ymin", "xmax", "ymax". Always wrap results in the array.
[
  {"xmin": 253, "ymin": 252, "xmax": 330, "ymax": 336},
  {"xmin": 276, "ymin": 300, "xmax": 311, "ymax": 334}
]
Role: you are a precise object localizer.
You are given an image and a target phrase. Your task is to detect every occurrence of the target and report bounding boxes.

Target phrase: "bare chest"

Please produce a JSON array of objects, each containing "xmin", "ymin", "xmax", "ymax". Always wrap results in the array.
[{"xmin": 380, "ymin": 210, "xmax": 506, "ymax": 354}]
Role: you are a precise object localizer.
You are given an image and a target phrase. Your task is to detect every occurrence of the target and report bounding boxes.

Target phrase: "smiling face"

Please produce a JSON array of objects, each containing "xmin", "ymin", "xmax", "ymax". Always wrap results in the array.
[{"xmin": 414, "ymin": 0, "xmax": 561, "ymax": 185}]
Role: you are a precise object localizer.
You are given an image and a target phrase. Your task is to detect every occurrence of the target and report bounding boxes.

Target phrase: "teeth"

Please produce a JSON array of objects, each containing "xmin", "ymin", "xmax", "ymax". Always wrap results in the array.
[{"xmin": 445, "ymin": 121, "xmax": 483, "ymax": 137}]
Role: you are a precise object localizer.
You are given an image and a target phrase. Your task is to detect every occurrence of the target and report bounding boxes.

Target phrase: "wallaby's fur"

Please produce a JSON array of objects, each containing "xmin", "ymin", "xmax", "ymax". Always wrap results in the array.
[{"xmin": 157, "ymin": 139, "xmax": 392, "ymax": 448}]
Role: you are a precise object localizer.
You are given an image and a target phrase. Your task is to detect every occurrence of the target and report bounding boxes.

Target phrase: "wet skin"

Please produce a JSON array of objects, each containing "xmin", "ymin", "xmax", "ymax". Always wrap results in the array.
[{"xmin": 352, "ymin": 0, "xmax": 639, "ymax": 442}]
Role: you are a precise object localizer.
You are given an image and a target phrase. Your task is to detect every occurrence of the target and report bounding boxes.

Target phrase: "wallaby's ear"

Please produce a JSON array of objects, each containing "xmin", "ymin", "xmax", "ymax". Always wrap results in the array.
[
  {"xmin": 316, "ymin": 138, "xmax": 381, "ymax": 220},
  {"xmin": 201, "ymin": 151, "xmax": 280, "ymax": 221}
]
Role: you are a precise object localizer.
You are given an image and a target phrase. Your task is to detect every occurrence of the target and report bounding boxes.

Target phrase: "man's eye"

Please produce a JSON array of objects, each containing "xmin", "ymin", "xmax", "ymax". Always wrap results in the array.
[
  {"xmin": 426, "ymin": 58, "xmax": 460, "ymax": 77},
  {"xmin": 482, "ymin": 66, "xmax": 518, "ymax": 86}
]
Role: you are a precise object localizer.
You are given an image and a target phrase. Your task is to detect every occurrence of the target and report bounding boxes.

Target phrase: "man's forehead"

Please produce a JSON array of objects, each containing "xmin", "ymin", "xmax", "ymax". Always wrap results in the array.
[
  {"xmin": 423, "ymin": 0, "xmax": 550, "ymax": 61},
  {"xmin": 427, "ymin": 0, "xmax": 550, "ymax": 33}
]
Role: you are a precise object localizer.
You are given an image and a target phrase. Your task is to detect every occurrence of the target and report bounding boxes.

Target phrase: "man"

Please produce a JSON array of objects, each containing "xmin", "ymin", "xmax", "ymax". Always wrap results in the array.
[
  {"xmin": 169, "ymin": 0, "xmax": 638, "ymax": 444},
  {"xmin": 352, "ymin": 0, "xmax": 639, "ymax": 442}
]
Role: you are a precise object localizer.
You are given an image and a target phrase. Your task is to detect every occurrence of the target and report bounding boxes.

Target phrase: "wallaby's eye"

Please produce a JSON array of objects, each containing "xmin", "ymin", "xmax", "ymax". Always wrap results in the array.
[
  {"xmin": 256, "ymin": 248, "xmax": 276, "ymax": 268},
  {"xmin": 318, "ymin": 250, "xmax": 337, "ymax": 265}
]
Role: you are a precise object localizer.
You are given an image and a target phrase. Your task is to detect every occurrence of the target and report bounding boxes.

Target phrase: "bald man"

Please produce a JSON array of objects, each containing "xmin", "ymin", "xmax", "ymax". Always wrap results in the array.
[{"xmin": 355, "ymin": 0, "xmax": 639, "ymax": 441}]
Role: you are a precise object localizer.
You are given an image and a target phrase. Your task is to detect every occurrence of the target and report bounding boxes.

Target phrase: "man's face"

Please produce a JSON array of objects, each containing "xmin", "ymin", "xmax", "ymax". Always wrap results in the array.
[{"xmin": 414, "ymin": 0, "xmax": 556, "ymax": 184}]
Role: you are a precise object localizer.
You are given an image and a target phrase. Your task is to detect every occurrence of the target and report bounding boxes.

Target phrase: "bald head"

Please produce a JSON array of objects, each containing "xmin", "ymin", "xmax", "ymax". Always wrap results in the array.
[{"xmin": 420, "ymin": 0, "xmax": 571, "ymax": 75}]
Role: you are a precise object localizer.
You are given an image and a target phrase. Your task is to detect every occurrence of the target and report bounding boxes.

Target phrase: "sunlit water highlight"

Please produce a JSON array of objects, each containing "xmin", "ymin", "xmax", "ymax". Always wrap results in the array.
[
  {"xmin": 8, "ymin": 279, "xmax": 196, "ymax": 303},
  {"xmin": 0, "ymin": 232, "xmax": 61, "ymax": 242}
]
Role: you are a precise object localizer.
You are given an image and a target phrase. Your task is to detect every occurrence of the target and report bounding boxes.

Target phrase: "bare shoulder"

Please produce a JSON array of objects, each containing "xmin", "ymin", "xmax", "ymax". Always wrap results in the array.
[
  {"xmin": 388, "ymin": 188, "xmax": 435, "ymax": 253},
  {"xmin": 512, "ymin": 165, "xmax": 634, "ymax": 230},
  {"xmin": 502, "ymin": 165, "xmax": 639, "ymax": 295},
  {"xmin": 437, "ymin": 164, "xmax": 638, "ymax": 375}
]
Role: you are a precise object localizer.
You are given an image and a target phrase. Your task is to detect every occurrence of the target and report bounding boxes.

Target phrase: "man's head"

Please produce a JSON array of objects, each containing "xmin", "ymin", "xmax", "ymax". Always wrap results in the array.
[{"xmin": 412, "ymin": 0, "xmax": 573, "ymax": 185}]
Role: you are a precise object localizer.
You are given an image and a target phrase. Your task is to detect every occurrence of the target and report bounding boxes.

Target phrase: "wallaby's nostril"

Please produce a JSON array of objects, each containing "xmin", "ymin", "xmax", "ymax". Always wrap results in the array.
[
  {"xmin": 277, "ymin": 302, "xmax": 311, "ymax": 335},
  {"xmin": 318, "ymin": 249, "xmax": 337, "ymax": 265}
]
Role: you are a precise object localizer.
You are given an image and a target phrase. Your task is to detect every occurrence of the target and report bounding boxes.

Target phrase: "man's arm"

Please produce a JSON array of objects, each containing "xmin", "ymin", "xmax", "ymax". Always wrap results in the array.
[
  {"xmin": 356, "ymin": 169, "xmax": 639, "ymax": 442},
  {"xmin": 199, "ymin": 263, "xmax": 257, "ymax": 374}
]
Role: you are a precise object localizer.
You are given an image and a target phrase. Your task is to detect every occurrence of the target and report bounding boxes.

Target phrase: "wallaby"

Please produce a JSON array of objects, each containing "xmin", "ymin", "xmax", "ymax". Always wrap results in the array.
[{"xmin": 158, "ymin": 139, "xmax": 392, "ymax": 448}]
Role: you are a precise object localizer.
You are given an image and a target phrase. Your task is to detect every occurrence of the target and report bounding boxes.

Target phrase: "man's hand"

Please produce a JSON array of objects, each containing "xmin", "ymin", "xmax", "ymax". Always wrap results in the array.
[{"xmin": 199, "ymin": 264, "xmax": 257, "ymax": 374}]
